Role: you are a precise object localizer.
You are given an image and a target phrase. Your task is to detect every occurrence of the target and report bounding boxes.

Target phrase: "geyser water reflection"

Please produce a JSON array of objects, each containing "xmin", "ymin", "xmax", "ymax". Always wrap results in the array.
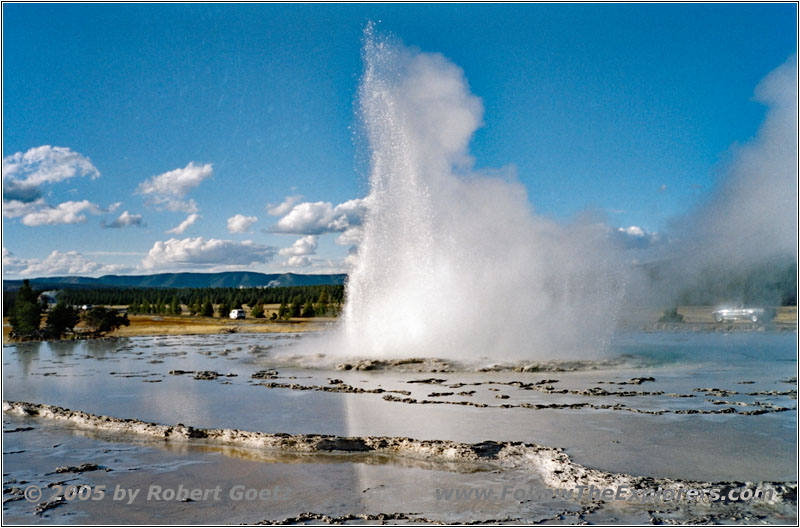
[{"xmin": 339, "ymin": 27, "xmax": 626, "ymax": 361}]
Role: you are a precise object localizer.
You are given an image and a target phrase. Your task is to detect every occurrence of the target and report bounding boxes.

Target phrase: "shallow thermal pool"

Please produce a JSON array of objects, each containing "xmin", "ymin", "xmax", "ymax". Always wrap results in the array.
[{"xmin": 2, "ymin": 330, "xmax": 797, "ymax": 524}]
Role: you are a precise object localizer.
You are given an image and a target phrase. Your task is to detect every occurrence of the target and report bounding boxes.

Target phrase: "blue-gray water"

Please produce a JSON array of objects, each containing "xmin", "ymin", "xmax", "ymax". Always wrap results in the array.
[{"xmin": 2, "ymin": 330, "xmax": 797, "ymax": 482}]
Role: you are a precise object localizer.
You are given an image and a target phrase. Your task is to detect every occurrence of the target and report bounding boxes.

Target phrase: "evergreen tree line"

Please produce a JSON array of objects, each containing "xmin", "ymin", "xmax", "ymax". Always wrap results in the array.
[
  {"xmin": 52, "ymin": 284, "xmax": 344, "ymax": 310},
  {"xmin": 122, "ymin": 289, "xmax": 340, "ymax": 320},
  {"xmin": 45, "ymin": 284, "xmax": 343, "ymax": 320}
]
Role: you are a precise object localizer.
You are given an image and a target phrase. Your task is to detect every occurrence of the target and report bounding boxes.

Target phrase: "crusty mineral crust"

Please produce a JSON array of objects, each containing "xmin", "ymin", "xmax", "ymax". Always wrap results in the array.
[{"xmin": 3, "ymin": 400, "xmax": 795, "ymax": 507}]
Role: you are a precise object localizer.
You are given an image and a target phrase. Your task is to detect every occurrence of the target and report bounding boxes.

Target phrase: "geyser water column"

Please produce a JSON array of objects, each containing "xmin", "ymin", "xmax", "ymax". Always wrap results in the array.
[{"xmin": 341, "ymin": 27, "xmax": 626, "ymax": 362}]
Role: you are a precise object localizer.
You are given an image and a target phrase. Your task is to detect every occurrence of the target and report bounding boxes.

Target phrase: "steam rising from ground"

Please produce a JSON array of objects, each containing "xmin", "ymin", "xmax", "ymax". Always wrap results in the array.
[
  {"xmin": 674, "ymin": 57, "xmax": 797, "ymax": 267},
  {"xmin": 633, "ymin": 56, "xmax": 798, "ymax": 308},
  {"xmin": 338, "ymin": 28, "xmax": 626, "ymax": 361}
]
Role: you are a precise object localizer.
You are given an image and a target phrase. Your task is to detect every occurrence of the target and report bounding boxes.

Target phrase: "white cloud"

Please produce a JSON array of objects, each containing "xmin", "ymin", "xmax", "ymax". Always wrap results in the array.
[
  {"xmin": 226, "ymin": 214, "xmax": 258, "ymax": 233},
  {"xmin": 166, "ymin": 213, "xmax": 200, "ymax": 235},
  {"xmin": 612, "ymin": 225, "xmax": 661, "ymax": 250},
  {"xmin": 154, "ymin": 197, "xmax": 199, "ymax": 214},
  {"xmin": 286, "ymin": 255, "xmax": 312, "ymax": 267},
  {"xmin": 137, "ymin": 162, "xmax": 212, "ymax": 213},
  {"xmin": 2, "ymin": 198, "xmax": 44, "ymax": 219},
  {"xmin": 335, "ymin": 226, "xmax": 363, "ymax": 246},
  {"xmin": 3, "ymin": 247, "xmax": 128, "ymax": 277},
  {"xmin": 102, "ymin": 210, "xmax": 144, "ymax": 228},
  {"xmin": 4, "ymin": 198, "xmax": 111, "ymax": 226},
  {"xmin": 278, "ymin": 235, "xmax": 318, "ymax": 257},
  {"xmin": 2, "ymin": 247, "xmax": 26, "ymax": 274},
  {"xmin": 2, "ymin": 146, "xmax": 100, "ymax": 203},
  {"xmin": 273, "ymin": 201, "xmax": 331, "ymax": 233},
  {"xmin": 141, "ymin": 237, "xmax": 276, "ymax": 270},
  {"xmin": 620, "ymin": 226, "xmax": 645, "ymax": 237},
  {"xmin": 344, "ymin": 246, "xmax": 360, "ymax": 268},
  {"xmin": 15, "ymin": 200, "xmax": 103, "ymax": 227},
  {"xmin": 84, "ymin": 251, "xmax": 145, "ymax": 257},
  {"xmin": 271, "ymin": 198, "xmax": 367, "ymax": 234},
  {"xmin": 1, "ymin": 146, "xmax": 106, "ymax": 227},
  {"xmin": 267, "ymin": 195, "xmax": 302, "ymax": 216}
]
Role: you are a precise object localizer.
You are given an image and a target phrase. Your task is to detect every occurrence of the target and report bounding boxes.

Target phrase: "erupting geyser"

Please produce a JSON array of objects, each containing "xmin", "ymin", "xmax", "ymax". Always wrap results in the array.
[{"xmin": 339, "ymin": 26, "xmax": 626, "ymax": 361}]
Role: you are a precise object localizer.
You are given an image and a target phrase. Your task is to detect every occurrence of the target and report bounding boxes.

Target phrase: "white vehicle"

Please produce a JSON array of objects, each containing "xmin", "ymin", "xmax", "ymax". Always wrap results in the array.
[
  {"xmin": 229, "ymin": 309, "xmax": 246, "ymax": 320},
  {"xmin": 712, "ymin": 306, "xmax": 765, "ymax": 323}
]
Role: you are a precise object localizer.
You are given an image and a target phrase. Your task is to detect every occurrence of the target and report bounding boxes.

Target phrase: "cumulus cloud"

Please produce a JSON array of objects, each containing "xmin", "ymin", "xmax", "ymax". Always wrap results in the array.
[
  {"xmin": 9, "ymin": 200, "xmax": 103, "ymax": 227},
  {"xmin": 166, "ymin": 213, "xmax": 200, "ymax": 235},
  {"xmin": 1, "ymin": 146, "xmax": 107, "ymax": 227},
  {"xmin": 335, "ymin": 226, "xmax": 363, "ymax": 246},
  {"xmin": 267, "ymin": 195, "xmax": 302, "ymax": 216},
  {"xmin": 137, "ymin": 162, "xmax": 212, "ymax": 213},
  {"xmin": 278, "ymin": 235, "xmax": 318, "ymax": 257},
  {"xmin": 102, "ymin": 210, "xmax": 144, "ymax": 229},
  {"xmin": 3, "ymin": 183, "xmax": 43, "ymax": 203},
  {"xmin": 3, "ymin": 247, "xmax": 128, "ymax": 277},
  {"xmin": 226, "ymin": 214, "xmax": 258, "ymax": 233},
  {"xmin": 4, "ymin": 198, "xmax": 108, "ymax": 226},
  {"xmin": 2, "ymin": 199, "xmax": 43, "ymax": 219},
  {"xmin": 2, "ymin": 146, "xmax": 100, "ymax": 203},
  {"xmin": 141, "ymin": 237, "xmax": 276, "ymax": 270},
  {"xmin": 285, "ymin": 255, "xmax": 312, "ymax": 267},
  {"xmin": 271, "ymin": 198, "xmax": 367, "ymax": 234},
  {"xmin": 344, "ymin": 245, "xmax": 360, "ymax": 268},
  {"xmin": 611, "ymin": 225, "xmax": 661, "ymax": 250}
]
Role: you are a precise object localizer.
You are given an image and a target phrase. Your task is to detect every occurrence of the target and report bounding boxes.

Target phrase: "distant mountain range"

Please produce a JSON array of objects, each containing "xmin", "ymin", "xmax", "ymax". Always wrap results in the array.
[{"xmin": 3, "ymin": 272, "xmax": 347, "ymax": 291}]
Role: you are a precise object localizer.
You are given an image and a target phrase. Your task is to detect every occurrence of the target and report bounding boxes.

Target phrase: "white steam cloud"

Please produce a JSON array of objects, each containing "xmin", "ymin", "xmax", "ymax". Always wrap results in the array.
[
  {"xmin": 630, "ymin": 56, "xmax": 799, "ymax": 308},
  {"xmin": 673, "ymin": 56, "xmax": 797, "ymax": 267}
]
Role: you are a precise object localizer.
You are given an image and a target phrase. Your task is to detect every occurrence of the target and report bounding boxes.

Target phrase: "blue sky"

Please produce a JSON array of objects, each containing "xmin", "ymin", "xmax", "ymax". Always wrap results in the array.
[{"xmin": 2, "ymin": 3, "xmax": 796, "ymax": 277}]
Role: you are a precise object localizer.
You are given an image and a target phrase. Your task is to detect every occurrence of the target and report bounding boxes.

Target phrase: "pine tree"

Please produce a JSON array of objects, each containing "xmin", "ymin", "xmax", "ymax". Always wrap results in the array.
[
  {"xmin": 315, "ymin": 289, "xmax": 329, "ymax": 316},
  {"xmin": 170, "ymin": 296, "xmax": 181, "ymax": 315},
  {"xmin": 9, "ymin": 280, "xmax": 42, "ymax": 339},
  {"xmin": 301, "ymin": 300, "xmax": 315, "ymax": 318},
  {"xmin": 84, "ymin": 306, "xmax": 130, "ymax": 335},
  {"xmin": 278, "ymin": 302, "xmax": 289, "ymax": 320},
  {"xmin": 44, "ymin": 302, "xmax": 80, "ymax": 339},
  {"xmin": 201, "ymin": 300, "xmax": 214, "ymax": 317},
  {"xmin": 251, "ymin": 303, "xmax": 265, "ymax": 318},
  {"xmin": 290, "ymin": 296, "xmax": 302, "ymax": 318}
]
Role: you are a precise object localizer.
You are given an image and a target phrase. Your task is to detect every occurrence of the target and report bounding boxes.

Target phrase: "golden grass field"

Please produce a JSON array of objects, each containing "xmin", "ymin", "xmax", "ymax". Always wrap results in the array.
[{"xmin": 2, "ymin": 304, "xmax": 334, "ymax": 342}]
